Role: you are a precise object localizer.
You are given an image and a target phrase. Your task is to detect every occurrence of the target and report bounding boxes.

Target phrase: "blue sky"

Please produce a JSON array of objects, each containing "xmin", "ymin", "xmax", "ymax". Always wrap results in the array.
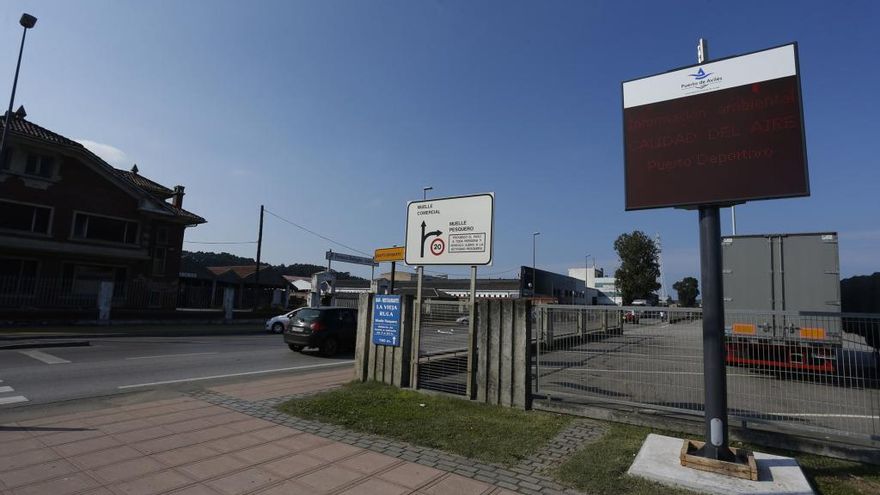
[{"xmin": 2, "ymin": 1, "xmax": 878, "ymax": 290}]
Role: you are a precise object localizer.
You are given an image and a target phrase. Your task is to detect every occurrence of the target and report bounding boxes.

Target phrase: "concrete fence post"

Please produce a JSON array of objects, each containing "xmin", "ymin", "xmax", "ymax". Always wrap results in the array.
[
  {"xmin": 97, "ymin": 281, "xmax": 113, "ymax": 324},
  {"xmin": 223, "ymin": 287, "xmax": 235, "ymax": 322}
]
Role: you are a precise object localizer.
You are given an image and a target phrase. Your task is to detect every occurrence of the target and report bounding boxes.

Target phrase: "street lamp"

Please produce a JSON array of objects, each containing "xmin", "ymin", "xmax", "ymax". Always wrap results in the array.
[
  {"xmin": 0, "ymin": 13, "xmax": 38, "ymax": 169},
  {"xmin": 584, "ymin": 254, "xmax": 591, "ymax": 305},
  {"xmin": 422, "ymin": 186, "xmax": 433, "ymax": 200},
  {"xmin": 532, "ymin": 232, "xmax": 540, "ymax": 295}
]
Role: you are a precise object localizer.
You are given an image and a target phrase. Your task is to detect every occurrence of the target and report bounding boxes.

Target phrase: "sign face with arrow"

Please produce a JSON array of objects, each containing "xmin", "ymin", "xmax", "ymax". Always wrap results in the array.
[{"xmin": 405, "ymin": 193, "xmax": 494, "ymax": 266}]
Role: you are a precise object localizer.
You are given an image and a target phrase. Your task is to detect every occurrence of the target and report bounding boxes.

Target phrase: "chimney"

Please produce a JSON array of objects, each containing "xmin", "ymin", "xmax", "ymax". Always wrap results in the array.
[{"xmin": 172, "ymin": 185, "xmax": 185, "ymax": 208}]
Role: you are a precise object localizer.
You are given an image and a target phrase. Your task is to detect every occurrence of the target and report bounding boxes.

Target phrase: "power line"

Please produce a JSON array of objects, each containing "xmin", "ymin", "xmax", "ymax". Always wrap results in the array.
[{"xmin": 263, "ymin": 208, "xmax": 372, "ymax": 257}]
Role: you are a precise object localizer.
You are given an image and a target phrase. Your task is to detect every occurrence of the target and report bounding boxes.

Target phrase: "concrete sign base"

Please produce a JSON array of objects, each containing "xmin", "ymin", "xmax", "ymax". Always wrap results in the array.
[{"xmin": 628, "ymin": 434, "xmax": 814, "ymax": 495}]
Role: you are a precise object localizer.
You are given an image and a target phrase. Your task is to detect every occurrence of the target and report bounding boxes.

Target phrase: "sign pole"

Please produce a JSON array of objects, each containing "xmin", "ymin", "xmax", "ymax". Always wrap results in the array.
[
  {"xmin": 411, "ymin": 265, "xmax": 424, "ymax": 387},
  {"xmin": 390, "ymin": 262, "xmax": 396, "ymax": 294},
  {"xmin": 466, "ymin": 265, "xmax": 476, "ymax": 398},
  {"xmin": 696, "ymin": 38, "xmax": 735, "ymax": 462}
]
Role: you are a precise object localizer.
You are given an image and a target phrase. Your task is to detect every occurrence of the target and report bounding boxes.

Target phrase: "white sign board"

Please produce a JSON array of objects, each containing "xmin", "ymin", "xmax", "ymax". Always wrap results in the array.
[{"xmin": 405, "ymin": 193, "xmax": 494, "ymax": 266}]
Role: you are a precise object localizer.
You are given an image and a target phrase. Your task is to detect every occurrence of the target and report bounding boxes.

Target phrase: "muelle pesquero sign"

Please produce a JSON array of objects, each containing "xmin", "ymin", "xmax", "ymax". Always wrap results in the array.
[
  {"xmin": 622, "ymin": 43, "xmax": 809, "ymax": 210},
  {"xmin": 404, "ymin": 193, "xmax": 494, "ymax": 266}
]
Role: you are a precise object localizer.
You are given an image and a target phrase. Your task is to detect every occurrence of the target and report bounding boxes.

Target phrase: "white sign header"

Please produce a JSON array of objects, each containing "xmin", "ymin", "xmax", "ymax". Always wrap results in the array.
[
  {"xmin": 623, "ymin": 44, "xmax": 797, "ymax": 108},
  {"xmin": 405, "ymin": 193, "xmax": 494, "ymax": 266}
]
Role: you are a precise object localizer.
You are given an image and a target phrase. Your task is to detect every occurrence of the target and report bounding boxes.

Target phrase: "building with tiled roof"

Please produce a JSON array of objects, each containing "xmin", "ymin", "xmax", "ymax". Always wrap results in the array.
[{"xmin": 0, "ymin": 108, "xmax": 207, "ymax": 309}]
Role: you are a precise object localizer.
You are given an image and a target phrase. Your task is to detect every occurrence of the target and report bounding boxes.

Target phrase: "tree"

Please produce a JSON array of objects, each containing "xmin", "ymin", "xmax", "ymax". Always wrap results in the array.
[
  {"xmin": 613, "ymin": 231, "xmax": 660, "ymax": 305},
  {"xmin": 673, "ymin": 276, "xmax": 700, "ymax": 307}
]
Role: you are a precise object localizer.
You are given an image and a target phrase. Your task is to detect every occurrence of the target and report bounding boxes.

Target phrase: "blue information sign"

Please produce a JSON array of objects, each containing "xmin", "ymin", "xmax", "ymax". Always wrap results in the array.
[{"xmin": 372, "ymin": 295, "xmax": 402, "ymax": 346}]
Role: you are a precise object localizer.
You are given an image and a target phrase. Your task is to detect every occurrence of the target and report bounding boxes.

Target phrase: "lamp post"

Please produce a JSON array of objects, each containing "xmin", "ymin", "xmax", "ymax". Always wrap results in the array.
[
  {"xmin": 0, "ymin": 13, "xmax": 37, "ymax": 169},
  {"xmin": 532, "ymin": 232, "xmax": 540, "ymax": 295},
  {"xmin": 422, "ymin": 186, "xmax": 433, "ymax": 200},
  {"xmin": 584, "ymin": 254, "xmax": 592, "ymax": 305}
]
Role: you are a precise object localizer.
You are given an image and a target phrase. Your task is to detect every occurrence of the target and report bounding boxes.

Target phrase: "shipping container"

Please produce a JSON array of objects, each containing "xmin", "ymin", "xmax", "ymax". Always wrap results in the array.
[{"xmin": 721, "ymin": 232, "xmax": 842, "ymax": 372}]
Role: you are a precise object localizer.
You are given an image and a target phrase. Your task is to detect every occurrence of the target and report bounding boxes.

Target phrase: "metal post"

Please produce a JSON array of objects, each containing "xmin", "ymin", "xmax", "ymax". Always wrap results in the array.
[
  {"xmin": 0, "ymin": 19, "xmax": 32, "ymax": 169},
  {"xmin": 254, "ymin": 205, "xmax": 264, "ymax": 311},
  {"xmin": 698, "ymin": 206, "xmax": 735, "ymax": 461},
  {"xmin": 327, "ymin": 249, "xmax": 332, "ymax": 272},
  {"xmin": 731, "ymin": 206, "xmax": 737, "ymax": 235},
  {"xmin": 410, "ymin": 265, "xmax": 423, "ymax": 387},
  {"xmin": 390, "ymin": 261, "xmax": 396, "ymax": 294},
  {"xmin": 466, "ymin": 265, "xmax": 477, "ymax": 398}
]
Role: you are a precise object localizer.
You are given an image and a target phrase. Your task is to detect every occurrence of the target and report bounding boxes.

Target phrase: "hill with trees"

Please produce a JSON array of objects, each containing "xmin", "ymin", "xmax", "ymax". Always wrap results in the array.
[{"xmin": 181, "ymin": 251, "xmax": 365, "ymax": 281}]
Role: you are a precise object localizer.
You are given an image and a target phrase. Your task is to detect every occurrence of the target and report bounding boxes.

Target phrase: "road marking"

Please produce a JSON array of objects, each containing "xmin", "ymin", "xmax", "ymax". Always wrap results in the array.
[
  {"xmin": 0, "ymin": 386, "xmax": 13, "ymax": 393},
  {"xmin": 0, "ymin": 396, "xmax": 28, "ymax": 405},
  {"xmin": 118, "ymin": 360, "xmax": 353, "ymax": 389},
  {"xmin": 18, "ymin": 350, "xmax": 70, "ymax": 364},
  {"xmin": 766, "ymin": 413, "xmax": 879, "ymax": 419},
  {"xmin": 126, "ymin": 352, "xmax": 218, "ymax": 360}
]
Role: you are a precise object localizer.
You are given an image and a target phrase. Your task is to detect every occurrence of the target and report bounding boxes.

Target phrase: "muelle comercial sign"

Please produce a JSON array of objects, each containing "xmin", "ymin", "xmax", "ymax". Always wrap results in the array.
[{"xmin": 404, "ymin": 193, "xmax": 494, "ymax": 266}]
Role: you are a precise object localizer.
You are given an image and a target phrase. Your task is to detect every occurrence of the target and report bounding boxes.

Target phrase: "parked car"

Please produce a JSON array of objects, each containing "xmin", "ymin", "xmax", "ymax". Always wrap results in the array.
[
  {"xmin": 265, "ymin": 308, "xmax": 303, "ymax": 334},
  {"xmin": 624, "ymin": 310, "xmax": 640, "ymax": 323},
  {"xmin": 284, "ymin": 306, "xmax": 358, "ymax": 357}
]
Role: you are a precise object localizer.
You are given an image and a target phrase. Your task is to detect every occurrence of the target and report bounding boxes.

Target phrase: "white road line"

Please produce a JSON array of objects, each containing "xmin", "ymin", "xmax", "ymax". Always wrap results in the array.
[
  {"xmin": 118, "ymin": 360, "xmax": 353, "ymax": 389},
  {"xmin": 0, "ymin": 386, "xmax": 13, "ymax": 393},
  {"xmin": 126, "ymin": 352, "xmax": 218, "ymax": 360},
  {"xmin": 0, "ymin": 396, "xmax": 28, "ymax": 405},
  {"xmin": 766, "ymin": 413, "xmax": 879, "ymax": 419},
  {"xmin": 18, "ymin": 350, "xmax": 71, "ymax": 364}
]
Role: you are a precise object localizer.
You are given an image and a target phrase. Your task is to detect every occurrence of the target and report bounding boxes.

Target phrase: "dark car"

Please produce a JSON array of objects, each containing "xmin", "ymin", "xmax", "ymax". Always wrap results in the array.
[{"xmin": 284, "ymin": 306, "xmax": 358, "ymax": 357}]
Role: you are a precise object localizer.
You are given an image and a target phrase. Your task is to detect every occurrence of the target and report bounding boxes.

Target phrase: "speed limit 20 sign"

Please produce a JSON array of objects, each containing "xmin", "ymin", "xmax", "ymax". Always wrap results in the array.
[{"xmin": 404, "ymin": 193, "xmax": 494, "ymax": 266}]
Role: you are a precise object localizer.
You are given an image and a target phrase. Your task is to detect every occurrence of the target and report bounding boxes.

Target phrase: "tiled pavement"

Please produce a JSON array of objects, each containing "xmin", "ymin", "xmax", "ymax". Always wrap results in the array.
[{"xmin": 0, "ymin": 367, "xmax": 596, "ymax": 495}]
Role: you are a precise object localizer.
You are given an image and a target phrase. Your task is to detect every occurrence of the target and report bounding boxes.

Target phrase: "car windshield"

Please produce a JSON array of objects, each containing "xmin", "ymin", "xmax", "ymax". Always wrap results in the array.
[{"xmin": 295, "ymin": 309, "xmax": 322, "ymax": 322}]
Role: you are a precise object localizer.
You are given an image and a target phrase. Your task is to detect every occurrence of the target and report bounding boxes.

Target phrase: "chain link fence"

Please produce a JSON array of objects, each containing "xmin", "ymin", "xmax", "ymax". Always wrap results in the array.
[
  {"xmin": 534, "ymin": 304, "xmax": 880, "ymax": 442},
  {"xmin": 416, "ymin": 299, "xmax": 472, "ymax": 395}
]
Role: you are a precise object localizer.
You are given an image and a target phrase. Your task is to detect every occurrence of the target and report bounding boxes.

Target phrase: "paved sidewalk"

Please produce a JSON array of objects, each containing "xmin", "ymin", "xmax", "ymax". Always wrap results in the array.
[{"xmin": 0, "ymin": 367, "xmax": 547, "ymax": 495}]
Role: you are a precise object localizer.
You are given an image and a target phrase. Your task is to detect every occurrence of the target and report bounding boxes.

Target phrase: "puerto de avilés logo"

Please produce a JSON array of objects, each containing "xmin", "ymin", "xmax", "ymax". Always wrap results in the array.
[
  {"xmin": 688, "ymin": 67, "xmax": 712, "ymax": 80},
  {"xmin": 681, "ymin": 67, "xmax": 722, "ymax": 91}
]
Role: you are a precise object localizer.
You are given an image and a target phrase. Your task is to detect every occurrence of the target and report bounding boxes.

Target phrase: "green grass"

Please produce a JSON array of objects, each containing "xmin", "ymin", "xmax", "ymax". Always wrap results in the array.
[
  {"xmin": 555, "ymin": 423, "xmax": 695, "ymax": 495},
  {"xmin": 276, "ymin": 381, "xmax": 571, "ymax": 465},
  {"xmin": 556, "ymin": 422, "xmax": 880, "ymax": 495}
]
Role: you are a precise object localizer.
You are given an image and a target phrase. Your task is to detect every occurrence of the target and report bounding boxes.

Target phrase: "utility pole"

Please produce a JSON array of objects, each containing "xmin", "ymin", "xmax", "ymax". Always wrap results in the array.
[{"xmin": 254, "ymin": 205, "xmax": 264, "ymax": 311}]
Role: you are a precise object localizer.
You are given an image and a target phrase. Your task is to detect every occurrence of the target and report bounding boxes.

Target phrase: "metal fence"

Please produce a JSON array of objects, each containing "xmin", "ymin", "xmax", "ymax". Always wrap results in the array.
[
  {"xmin": 416, "ymin": 299, "xmax": 472, "ymax": 395},
  {"xmin": 534, "ymin": 304, "xmax": 880, "ymax": 443}
]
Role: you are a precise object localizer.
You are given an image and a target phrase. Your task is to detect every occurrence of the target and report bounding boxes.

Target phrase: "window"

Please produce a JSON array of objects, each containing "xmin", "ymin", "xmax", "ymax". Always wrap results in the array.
[
  {"xmin": 152, "ymin": 247, "xmax": 167, "ymax": 274},
  {"xmin": 0, "ymin": 200, "xmax": 51, "ymax": 234},
  {"xmin": 24, "ymin": 153, "xmax": 55, "ymax": 178},
  {"xmin": 155, "ymin": 226, "xmax": 169, "ymax": 245},
  {"xmin": 72, "ymin": 213, "xmax": 139, "ymax": 245},
  {"xmin": 0, "ymin": 258, "xmax": 38, "ymax": 294}
]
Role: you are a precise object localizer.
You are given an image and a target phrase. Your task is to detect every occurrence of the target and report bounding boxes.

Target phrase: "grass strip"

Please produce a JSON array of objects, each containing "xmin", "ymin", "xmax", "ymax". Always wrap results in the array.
[
  {"xmin": 556, "ymin": 422, "xmax": 880, "ymax": 495},
  {"xmin": 277, "ymin": 380, "xmax": 571, "ymax": 465}
]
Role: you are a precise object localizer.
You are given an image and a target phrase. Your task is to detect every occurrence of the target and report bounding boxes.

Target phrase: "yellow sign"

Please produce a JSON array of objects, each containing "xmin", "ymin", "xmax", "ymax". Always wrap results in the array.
[{"xmin": 374, "ymin": 246, "xmax": 405, "ymax": 263}]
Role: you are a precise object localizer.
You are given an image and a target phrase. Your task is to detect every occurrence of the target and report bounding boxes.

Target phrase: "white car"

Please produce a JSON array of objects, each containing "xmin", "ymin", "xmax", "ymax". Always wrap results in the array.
[{"xmin": 265, "ymin": 308, "xmax": 304, "ymax": 334}]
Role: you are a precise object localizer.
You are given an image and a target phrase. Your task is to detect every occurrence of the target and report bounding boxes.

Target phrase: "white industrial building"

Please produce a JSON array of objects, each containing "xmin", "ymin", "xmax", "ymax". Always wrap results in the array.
[{"xmin": 568, "ymin": 267, "xmax": 622, "ymax": 305}]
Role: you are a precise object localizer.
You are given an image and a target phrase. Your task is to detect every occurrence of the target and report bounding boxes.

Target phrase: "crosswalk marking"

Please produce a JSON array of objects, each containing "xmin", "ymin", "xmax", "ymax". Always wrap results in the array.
[
  {"xmin": 18, "ymin": 350, "xmax": 71, "ymax": 364},
  {"xmin": 0, "ymin": 396, "xmax": 29, "ymax": 405},
  {"xmin": 0, "ymin": 386, "xmax": 13, "ymax": 393}
]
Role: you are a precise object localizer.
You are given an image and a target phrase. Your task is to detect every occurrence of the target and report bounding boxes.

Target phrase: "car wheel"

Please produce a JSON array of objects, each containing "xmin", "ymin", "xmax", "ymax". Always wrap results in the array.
[
  {"xmin": 319, "ymin": 338, "xmax": 339, "ymax": 357},
  {"xmin": 288, "ymin": 344, "xmax": 303, "ymax": 352},
  {"xmin": 272, "ymin": 322, "xmax": 284, "ymax": 334}
]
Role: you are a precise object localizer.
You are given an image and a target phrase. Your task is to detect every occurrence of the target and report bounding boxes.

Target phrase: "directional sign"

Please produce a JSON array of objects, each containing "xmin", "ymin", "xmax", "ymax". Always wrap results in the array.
[
  {"xmin": 622, "ymin": 43, "xmax": 808, "ymax": 210},
  {"xmin": 372, "ymin": 294, "xmax": 402, "ymax": 346},
  {"xmin": 405, "ymin": 193, "xmax": 494, "ymax": 266},
  {"xmin": 325, "ymin": 251, "xmax": 379, "ymax": 267},
  {"xmin": 374, "ymin": 246, "xmax": 405, "ymax": 263}
]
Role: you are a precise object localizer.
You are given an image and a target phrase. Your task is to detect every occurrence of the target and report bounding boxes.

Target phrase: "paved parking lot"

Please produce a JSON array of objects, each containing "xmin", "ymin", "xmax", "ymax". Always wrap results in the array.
[{"xmin": 536, "ymin": 319, "xmax": 880, "ymax": 438}]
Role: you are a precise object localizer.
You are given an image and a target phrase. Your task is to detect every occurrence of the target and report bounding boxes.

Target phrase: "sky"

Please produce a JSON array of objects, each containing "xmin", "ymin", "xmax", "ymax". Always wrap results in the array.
[{"xmin": 1, "ymin": 1, "xmax": 878, "ymax": 294}]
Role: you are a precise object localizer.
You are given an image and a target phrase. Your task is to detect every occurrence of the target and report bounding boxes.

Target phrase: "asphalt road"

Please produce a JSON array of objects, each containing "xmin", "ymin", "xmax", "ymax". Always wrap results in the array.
[
  {"xmin": 536, "ymin": 319, "xmax": 880, "ymax": 438},
  {"xmin": 0, "ymin": 333, "xmax": 352, "ymax": 411}
]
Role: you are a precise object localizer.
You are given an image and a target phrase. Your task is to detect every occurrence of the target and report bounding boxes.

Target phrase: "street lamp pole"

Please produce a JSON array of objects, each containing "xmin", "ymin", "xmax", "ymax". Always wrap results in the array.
[
  {"xmin": 584, "ymin": 254, "xmax": 591, "ymax": 305},
  {"xmin": 532, "ymin": 232, "xmax": 540, "ymax": 295},
  {"xmin": 0, "ymin": 13, "xmax": 37, "ymax": 169},
  {"xmin": 422, "ymin": 186, "xmax": 433, "ymax": 201}
]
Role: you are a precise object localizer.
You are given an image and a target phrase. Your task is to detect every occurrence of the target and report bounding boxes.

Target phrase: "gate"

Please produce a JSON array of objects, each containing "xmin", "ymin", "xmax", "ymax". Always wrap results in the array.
[
  {"xmin": 415, "ymin": 299, "xmax": 472, "ymax": 395},
  {"xmin": 534, "ymin": 304, "xmax": 880, "ymax": 445}
]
